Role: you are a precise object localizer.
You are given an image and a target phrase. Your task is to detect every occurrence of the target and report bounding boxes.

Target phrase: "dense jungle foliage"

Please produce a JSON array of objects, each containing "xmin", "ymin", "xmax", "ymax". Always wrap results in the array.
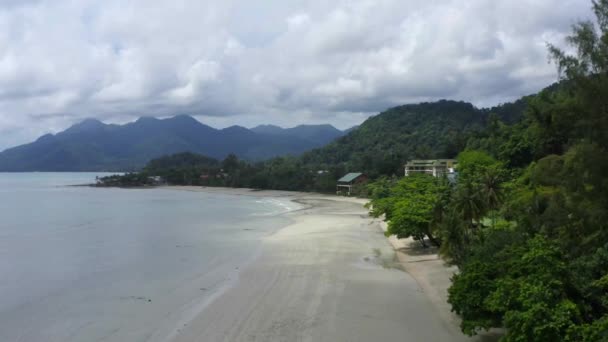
[{"xmin": 367, "ymin": 2, "xmax": 608, "ymax": 340}]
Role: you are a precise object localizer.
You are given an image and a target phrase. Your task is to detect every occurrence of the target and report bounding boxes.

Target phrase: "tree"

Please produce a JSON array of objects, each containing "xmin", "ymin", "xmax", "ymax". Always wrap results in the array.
[
  {"xmin": 548, "ymin": 0, "xmax": 608, "ymax": 149},
  {"xmin": 437, "ymin": 207, "xmax": 470, "ymax": 266},
  {"xmin": 222, "ymin": 154, "xmax": 240, "ymax": 173},
  {"xmin": 449, "ymin": 236, "xmax": 584, "ymax": 341},
  {"xmin": 452, "ymin": 179, "xmax": 485, "ymax": 228},
  {"xmin": 378, "ymin": 174, "xmax": 444, "ymax": 247},
  {"xmin": 447, "ymin": 2, "xmax": 608, "ymax": 339},
  {"xmin": 451, "ymin": 150, "xmax": 505, "ymax": 228}
]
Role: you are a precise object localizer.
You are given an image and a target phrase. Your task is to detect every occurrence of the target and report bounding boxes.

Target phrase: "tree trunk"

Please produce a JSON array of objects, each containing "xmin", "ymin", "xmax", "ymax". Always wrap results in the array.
[{"xmin": 426, "ymin": 232, "xmax": 441, "ymax": 247}]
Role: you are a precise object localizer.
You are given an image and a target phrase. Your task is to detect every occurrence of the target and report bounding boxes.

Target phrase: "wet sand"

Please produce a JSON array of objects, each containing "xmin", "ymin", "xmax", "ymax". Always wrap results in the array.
[{"xmin": 164, "ymin": 187, "xmax": 474, "ymax": 342}]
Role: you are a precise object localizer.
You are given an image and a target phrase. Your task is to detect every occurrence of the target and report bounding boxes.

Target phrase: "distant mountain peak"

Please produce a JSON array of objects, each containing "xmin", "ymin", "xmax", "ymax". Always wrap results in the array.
[
  {"xmin": 81, "ymin": 117, "xmax": 103, "ymax": 124},
  {"xmin": 64, "ymin": 118, "xmax": 107, "ymax": 134},
  {"xmin": 135, "ymin": 116, "xmax": 160, "ymax": 123},
  {"xmin": 73, "ymin": 118, "xmax": 104, "ymax": 126},
  {"xmin": 221, "ymin": 125, "xmax": 254, "ymax": 136},
  {"xmin": 291, "ymin": 124, "xmax": 340, "ymax": 132},
  {"xmin": 250, "ymin": 124, "xmax": 284, "ymax": 135},
  {"xmin": 223, "ymin": 125, "xmax": 249, "ymax": 131},
  {"xmin": 294, "ymin": 123, "xmax": 335, "ymax": 129},
  {"xmin": 35, "ymin": 133, "xmax": 55, "ymax": 143},
  {"xmin": 166, "ymin": 114, "xmax": 198, "ymax": 123},
  {"xmin": 252, "ymin": 124, "xmax": 283, "ymax": 129}
]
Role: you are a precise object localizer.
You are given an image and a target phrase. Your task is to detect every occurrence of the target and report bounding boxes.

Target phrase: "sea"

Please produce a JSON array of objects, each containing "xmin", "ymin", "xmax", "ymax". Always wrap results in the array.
[{"xmin": 0, "ymin": 173, "xmax": 296, "ymax": 342}]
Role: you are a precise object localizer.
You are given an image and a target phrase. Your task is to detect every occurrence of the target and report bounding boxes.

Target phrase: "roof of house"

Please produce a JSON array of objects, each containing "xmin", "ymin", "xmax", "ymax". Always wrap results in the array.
[{"xmin": 337, "ymin": 172, "xmax": 364, "ymax": 183}]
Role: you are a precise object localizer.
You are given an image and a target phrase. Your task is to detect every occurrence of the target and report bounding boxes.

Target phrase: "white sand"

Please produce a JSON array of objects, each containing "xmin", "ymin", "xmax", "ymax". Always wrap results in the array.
[{"xmin": 160, "ymin": 187, "xmax": 479, "ymax": 342}]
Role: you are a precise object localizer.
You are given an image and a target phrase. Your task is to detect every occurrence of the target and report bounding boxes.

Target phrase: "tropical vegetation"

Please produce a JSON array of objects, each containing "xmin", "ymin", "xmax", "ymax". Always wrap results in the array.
[{"xmin": 367, "ymin": 2, "xmax": 608, "ymax": 339}]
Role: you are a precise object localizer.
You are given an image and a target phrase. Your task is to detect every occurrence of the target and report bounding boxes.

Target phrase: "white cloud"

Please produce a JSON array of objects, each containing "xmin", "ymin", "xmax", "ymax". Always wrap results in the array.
[
  {"xmin": 0, "ymin": 0, "xmax": 594, "ymax": 150},
  {"xmin": 286, "ymin": 13, "xmax": 310, "ymax": 30},
  {"xmin": 167, "ymin": 59, "xmax": 221, "ymax": 101}
]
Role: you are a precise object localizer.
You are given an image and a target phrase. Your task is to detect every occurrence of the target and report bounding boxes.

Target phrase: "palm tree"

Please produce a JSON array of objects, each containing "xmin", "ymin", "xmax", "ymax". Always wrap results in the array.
[
  {"xmin": 453, "ymin": 180, "xmax": 485, "ymax": 229},
  {"xmin": 438, "ymin": 208, "xmax": 469, "ymax": 266},
  {"xmin": 480, "ymin": 167, "xmax": 504, "ymax": 227}
]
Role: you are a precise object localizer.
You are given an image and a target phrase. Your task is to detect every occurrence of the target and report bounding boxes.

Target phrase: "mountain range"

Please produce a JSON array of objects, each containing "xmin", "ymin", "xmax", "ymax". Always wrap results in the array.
[
  {"xmin": 0, "ymin": 88, "xmax": 534, "ymax": 173},
  {"xmin": 0, "ymin": 116, "xmax": 348, "ymax": 171}
]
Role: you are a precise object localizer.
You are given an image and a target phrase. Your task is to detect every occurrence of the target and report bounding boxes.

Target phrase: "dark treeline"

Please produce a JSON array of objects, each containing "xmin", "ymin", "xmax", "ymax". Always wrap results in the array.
[
  {"xmin": 97, "ymin": 152, "xmax": 346, "ymax": 192},
  {"xmin": 368, "ymin": 2, "xmax": 608, "ymax": 340}
]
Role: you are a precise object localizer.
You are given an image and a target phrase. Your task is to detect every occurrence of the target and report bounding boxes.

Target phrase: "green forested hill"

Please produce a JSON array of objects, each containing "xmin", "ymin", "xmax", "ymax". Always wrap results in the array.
[{"xmin": 300, "ymin": 99, "xmax": 526, "ymax": 177}]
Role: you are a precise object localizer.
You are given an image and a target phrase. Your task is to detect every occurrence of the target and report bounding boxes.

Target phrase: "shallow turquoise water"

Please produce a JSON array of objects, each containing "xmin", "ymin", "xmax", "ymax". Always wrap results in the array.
[{"xmin": 0, "ymin": 173, "xmax": 292, "ymax": 341}]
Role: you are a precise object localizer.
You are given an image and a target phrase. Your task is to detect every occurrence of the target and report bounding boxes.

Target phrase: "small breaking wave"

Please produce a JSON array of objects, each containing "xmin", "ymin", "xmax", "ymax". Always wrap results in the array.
[{"xmin": 252, "ymin": 198, "xmax": 302, "ymax": 216}]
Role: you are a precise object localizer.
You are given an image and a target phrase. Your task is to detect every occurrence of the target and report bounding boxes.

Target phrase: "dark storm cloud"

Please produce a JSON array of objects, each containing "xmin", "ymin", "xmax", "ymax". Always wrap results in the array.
[{"xmin": 0, "ymin": 0, "xmax": 594, "ymax": 150}]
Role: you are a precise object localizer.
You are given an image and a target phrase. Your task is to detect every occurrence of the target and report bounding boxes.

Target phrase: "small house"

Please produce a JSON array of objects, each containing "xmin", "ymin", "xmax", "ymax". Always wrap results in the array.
[
  {"xmin": 336, "ymin": 172, "xmax": 368, "ymax": 196},
  {"xmin": 404, "ymin": 159, "xmax": 457, "ymax": 177}
]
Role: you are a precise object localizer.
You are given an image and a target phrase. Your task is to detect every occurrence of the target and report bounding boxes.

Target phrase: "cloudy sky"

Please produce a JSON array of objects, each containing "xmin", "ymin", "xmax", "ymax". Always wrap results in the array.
[{"xmin": 0, "ymin": 0, "xmax": 593, "ymax": 150}]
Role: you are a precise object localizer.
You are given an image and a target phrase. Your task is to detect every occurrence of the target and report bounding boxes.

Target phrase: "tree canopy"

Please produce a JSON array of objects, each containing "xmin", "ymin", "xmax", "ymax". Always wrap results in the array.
[{"xmin": 365, "ymin": 2, "xmax": 608, "ymax": 340}]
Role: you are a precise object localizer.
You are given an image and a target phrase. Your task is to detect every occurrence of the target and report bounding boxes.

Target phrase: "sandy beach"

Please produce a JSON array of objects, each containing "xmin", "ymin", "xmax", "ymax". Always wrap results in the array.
[{"xmin": 160, "ymin": 186, "xmax": 476, "ymax": 342}]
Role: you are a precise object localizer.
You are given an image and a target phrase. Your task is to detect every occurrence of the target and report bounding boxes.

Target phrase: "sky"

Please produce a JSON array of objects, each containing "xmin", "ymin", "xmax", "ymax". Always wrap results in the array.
[{"xmin": 0, "ymin": 0, "xmax": 593, "ymax": 150}]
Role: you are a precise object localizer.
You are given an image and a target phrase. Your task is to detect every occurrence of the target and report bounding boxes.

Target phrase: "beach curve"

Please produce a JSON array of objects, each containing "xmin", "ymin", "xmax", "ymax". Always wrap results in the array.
[{"xmin": 160, "ymin": 186, "xmax": 474, "ymax": 342}]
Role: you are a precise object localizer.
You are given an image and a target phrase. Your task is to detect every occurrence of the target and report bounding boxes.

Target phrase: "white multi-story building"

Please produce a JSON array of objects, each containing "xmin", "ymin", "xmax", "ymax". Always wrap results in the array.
[{"xmin": 404, "ymin": 159, "xmax": 457, "ymax": 177}]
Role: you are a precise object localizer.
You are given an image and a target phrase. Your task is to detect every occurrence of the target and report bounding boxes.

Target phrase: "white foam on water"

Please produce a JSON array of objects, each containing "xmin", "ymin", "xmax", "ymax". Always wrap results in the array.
[{"xmin": 252, "ymin": 197, "xmax": 303, "ymax": 216}]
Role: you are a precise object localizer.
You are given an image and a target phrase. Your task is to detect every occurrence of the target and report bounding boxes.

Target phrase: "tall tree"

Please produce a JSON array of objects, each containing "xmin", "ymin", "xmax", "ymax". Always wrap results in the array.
[{"xmin": 369, "ymin": 174, "xmax": 444, "ymax": 247}]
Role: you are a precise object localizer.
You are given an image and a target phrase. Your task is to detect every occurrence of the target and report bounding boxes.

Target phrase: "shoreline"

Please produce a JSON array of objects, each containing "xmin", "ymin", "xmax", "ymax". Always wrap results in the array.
[{"xmin": 162, "ymin": 185, "xmax": 476, "ymax": 341}]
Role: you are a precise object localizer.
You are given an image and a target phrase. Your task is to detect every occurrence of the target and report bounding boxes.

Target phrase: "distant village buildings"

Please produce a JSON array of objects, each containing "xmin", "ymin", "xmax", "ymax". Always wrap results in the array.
[
  {"xmin": 200, "ymin": 169, "xmax": 229, "ymax": 183},
  {"xmin": 404, "ymin": 159, "xmax": 457, "ymax": 178},
  {"xmin": 147, "ymin": 176, "xmax": 165, "ymax": 185},
  {"xmin": 334, "ymin": 160, "xmax": 457, "ymax": 196},
  {"xmin": 336, "ymin": 172, "xmax": 368, "ymax": 196}
]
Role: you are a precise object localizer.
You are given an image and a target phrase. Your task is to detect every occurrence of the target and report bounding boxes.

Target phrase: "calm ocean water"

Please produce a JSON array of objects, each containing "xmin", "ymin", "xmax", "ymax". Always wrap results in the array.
[{"xmin": 0, "ymin": 173, "xmax": 294, "ymax": 342}]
